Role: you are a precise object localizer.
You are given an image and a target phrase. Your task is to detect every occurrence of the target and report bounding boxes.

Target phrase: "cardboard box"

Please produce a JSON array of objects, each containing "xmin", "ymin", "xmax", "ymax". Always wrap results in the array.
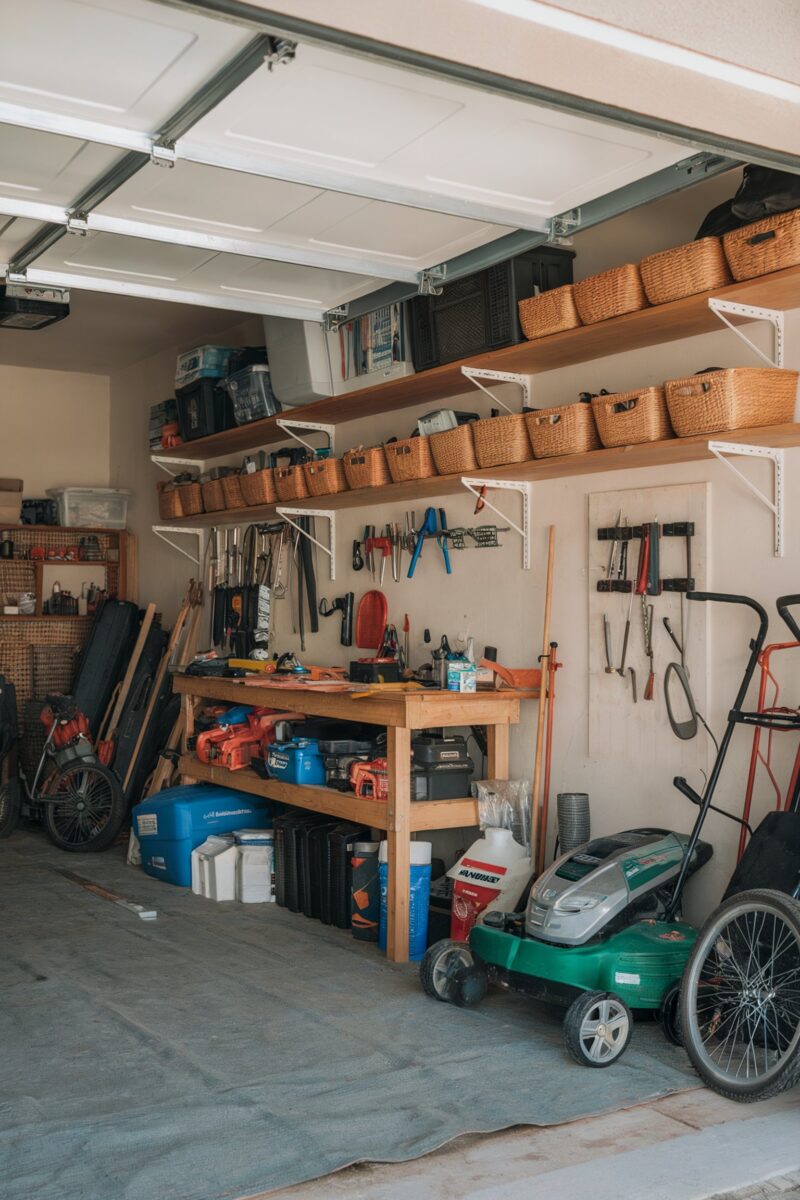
[{"xmin": 0, "ymin": 479, "xmax": 22, "ymax": 526}]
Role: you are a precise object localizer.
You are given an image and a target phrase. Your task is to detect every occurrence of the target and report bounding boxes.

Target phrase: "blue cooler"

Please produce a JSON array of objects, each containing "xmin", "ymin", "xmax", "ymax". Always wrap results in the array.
[
  {"xmin": 267, "ymin": 738, "xmax": 325, "ymax": 786},
  {"xmin": 132, "ymin": 784, "xmax": 272, "ymax": 886}
]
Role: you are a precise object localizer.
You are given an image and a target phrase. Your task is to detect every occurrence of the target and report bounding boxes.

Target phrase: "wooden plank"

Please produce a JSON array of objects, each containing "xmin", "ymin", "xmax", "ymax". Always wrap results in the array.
[
  {"xmin": 158, "ymin": 265, "xmax": 800, "ymax": 464},
  {"xmin": 410, "ymin": 798, "xmax": 480, "ymax": 831},
  {"xmin": 165, "ymin": 421, "xmax": 800, "ymax": 527},
  {"xmin": 486, "ymin": 724, "xmax": 510, "ymax": 779},
  {"xmin": 178, "ymin": 757, "xmax": 390, "ymax": 828},
  {"xmin": 386, "ymin": 726, "xmax": 411, "ymax": 964}
]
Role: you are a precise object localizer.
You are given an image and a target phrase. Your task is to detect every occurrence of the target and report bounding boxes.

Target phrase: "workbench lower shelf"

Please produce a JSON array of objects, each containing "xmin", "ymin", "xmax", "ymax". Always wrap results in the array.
[{"xmin": 178, "ymin": 756, "xmax": 480, "ymax": 832}]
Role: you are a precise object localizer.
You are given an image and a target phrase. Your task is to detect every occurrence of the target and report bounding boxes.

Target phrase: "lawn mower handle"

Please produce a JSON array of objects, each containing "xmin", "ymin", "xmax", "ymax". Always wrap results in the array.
[{"xmin": 776, "ymin": 594, "xmax": 800, "ymax": 642}]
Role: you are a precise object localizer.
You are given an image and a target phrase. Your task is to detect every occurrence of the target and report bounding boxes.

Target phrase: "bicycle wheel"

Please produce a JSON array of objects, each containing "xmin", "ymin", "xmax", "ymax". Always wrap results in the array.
[
  {"xmin": 0, "ymin": 775, "xmax": 20, "ymax": 839},
  {"xmin": 680, "ymin": 888, "xmax": 800, "ymax": 1101},
  {"xmin": 42, "ymin": 760, "xmax": 126, "ymax": 853}
]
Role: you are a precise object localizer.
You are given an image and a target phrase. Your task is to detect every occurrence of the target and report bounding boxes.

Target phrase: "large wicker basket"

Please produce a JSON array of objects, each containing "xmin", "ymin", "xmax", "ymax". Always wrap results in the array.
[
  {"xmin": 274, "ymin": 465, "xmax": 310, "ymax": 501},
  {"xmin": 240, "ymin": 467, "xmax": 276, "ymax": 507},
  {"xmin": 574, "ymin": 263, "xmax": 648, "ymax": 325},
  {"xmin": 303, "ymin": 457, "xmax": 349, "ymax": 497},
  {"xmin": 664, "ymin": 367, "xmax": 799, "ymax": 437},
  {"xmin": 525, "ymin": 402, "xmax": 601, "ymax": 458},
  {"xmin": 342, "ymin": 446, "xmax": 391, "ymax": 490},
  {"xmin": 385, "ymin": 436, "xmax": 437, "ymax": 483},
  {"xmin": 518, "ymin": 285, "xmax": 581, "ymax": 340},
  {"xmin": 591, "ymin": 387, "xmax": 673, "ymax": 448},
  {"xmin": 640, "ymin": 237, "xmax": 731, "ymax": 305},
  {"xmin": 723, "ymin": 209, "xmax": 800, "ymax": 281},
  {"xmin": 429, "ymin": 424, "xmax": 478, "ymax": 475},
  {"xmin": 201, "ymin": 478, "xmax": 226, "ymax": 512},
  {"xmin": 221, "ymin": 474, "xmax": 246, "ymax": 510},
  {"xmin": 472, "ymin": 413, "xmax": 533, "ymax": 468},
  {"xmin": 157, "ymin": 482, "xmax": 183, "ymax": 521}
]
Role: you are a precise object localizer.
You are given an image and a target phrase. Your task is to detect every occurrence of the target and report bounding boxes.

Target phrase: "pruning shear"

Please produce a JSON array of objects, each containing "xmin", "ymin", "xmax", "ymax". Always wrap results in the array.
[{"xmin": 407, "ymin": 507, "xmax": 452, "ymax": 578}]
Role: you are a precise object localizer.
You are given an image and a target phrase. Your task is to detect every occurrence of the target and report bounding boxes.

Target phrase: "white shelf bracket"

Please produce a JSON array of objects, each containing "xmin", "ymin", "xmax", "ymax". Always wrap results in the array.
[
  {"xmin": 152, "ymin": 525, "xmax": 203, "ymax": 565},
  {"xmin": 460, "ymin": 477, "xmax": 532, "ymax": 568},
  {"xmin": 276, "ymin": 508, "xmax": 336, "ymax": 580},
  {"xmin": 461, "ymin": 365, "xmax": 534, "ymax": 414},
  {"xmin": 150, "ymin": 454, "xmax": 203, "ymax": 478},
  {"xmin": 275, "ymin": 418, "xmax": 336, "ymax": 456},
  {"xmin": 708, "ymin": 298, "xmax": 785, "ymax": 367},
  {"xmin": 709, "ymin": 441, "xmax": 785, "ymax": 557}
]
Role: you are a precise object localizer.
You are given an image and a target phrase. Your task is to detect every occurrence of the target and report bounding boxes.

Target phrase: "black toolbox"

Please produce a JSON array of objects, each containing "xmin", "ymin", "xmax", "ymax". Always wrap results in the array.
[
  {"xmin": 318, "ymin": 737, "xmax": 376, "ymax": 790},
  {"xmin": 175, "ymin": 378, "xmax": 235, "ymax": 441},
  {"xmin": 411, "ymin": 735, "xmax": 474, "ymax": 800}
]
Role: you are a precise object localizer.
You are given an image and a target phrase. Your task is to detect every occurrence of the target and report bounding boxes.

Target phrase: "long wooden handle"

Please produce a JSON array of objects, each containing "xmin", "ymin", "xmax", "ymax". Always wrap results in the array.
[
  {"xmin": 532, "ymin": 526, "xmax": 555, "ymax": 872},
  {"xmin": 122, "ymin": 601, "xmax": 190, "ymax": 792},
  {"xmin": 104, "ymin": 603, "xmax": 156, "ymax": 739}
]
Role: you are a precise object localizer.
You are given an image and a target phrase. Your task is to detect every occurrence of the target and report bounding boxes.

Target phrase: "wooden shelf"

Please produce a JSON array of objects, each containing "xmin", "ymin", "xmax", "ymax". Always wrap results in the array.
[
  {"xmin": 165, "ymin": 421, "xmax": 800, "ymax": 526},
  {"xmin": 178, "ymin": 756, "xmax": 478, "ymax": 832},
  {"xmin": 157, "ymin": 265, "xmax": 800, "ymax": 463}
]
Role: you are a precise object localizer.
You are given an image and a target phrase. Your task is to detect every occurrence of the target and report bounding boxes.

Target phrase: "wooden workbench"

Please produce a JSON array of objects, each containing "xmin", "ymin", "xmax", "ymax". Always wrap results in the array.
[{"xmin": 172, "ymin": 675, "xmax": 531, "ymax": 962}]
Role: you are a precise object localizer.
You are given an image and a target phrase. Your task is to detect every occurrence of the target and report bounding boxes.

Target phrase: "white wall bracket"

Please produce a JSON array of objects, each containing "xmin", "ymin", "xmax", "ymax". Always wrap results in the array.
[
  {"xmin": 275, "ymin": 419, "xmax": 336, "ymax": 456},
  {"xmin": 276, "ymin": 508, "xmax": 336, "ymax": 580},
  {"xmin": 460, "ymin": 478, "xmax": 532, "ymax": 568},
  {"xmin": 152, "ymin": 525, "xmax": 203, "ymax": 566},
  {"xmin": 708, "ymin": 298, "xmax": 785, "ymax": 367},
  {"xmin": 461, "ymin": 365, "xmax": 535, "ymax": 413},
  {"xmin": 150, "ymin": 455, "xmax": 203, "ymax": 478},
  {"xmin": 709, "ymin": 441, "xmax": 785, "ymax": 557}
]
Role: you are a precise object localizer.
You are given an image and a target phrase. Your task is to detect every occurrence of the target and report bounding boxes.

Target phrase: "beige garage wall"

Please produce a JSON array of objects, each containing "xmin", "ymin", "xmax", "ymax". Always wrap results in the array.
[{"xmin": 0, "ymin": 365, "xmax": 110, "ymax": 497}]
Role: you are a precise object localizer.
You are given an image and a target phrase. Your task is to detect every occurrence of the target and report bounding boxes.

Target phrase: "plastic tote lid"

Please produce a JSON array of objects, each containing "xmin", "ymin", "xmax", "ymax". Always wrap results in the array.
[
  {"xmin": 354, "ymin": 841, "xmax": 380, "ymax": 854},
  {"xmin": 234, "ymin": 829, "xmax": 274, "ymax": 844},
  {"xmin": 379, "ymin": 839, "xmax": 432, "ymax": 865}
]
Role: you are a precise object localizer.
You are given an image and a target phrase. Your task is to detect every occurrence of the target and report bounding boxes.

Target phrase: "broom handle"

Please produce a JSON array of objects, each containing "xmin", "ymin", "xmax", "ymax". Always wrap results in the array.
[
  {"xmin": 537, "ymin": 642, "xmax": 558, "ymax": 877},
  {"xmin": 531, "ymin": 526, "xmax": 555, "ymax": 871},
  {"xmin": 104, "ymin": 603, "xmax": 157, "ymax": 739}
]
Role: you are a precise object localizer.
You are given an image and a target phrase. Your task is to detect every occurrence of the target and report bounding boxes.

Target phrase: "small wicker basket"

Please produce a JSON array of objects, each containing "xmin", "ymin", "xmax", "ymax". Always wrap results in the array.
[
  {"xmin": 274, "ymin": 465, "xmax": 310, "ymax": 501},
  {"xmin": 429, "ymin": 424, "xmax": 478, "ymax": 475},
  {"xmin": 221, "ymin": 473, "xmax": 246, "ymax": 510},
  {"xmin": 175, "ymin": 479, "xmax": 203, "ymax": 516},
  {"xmin": 573, "ymin": 263, "xmax": 648, "ymax": 325},
  {"xmin": 472, "ymin": 413, "xmax": 533, "ymax": 468},
  {"xmin": 525, "ymin": 402, "xmax": 601, "ymax": 459},
  {"xmin": 591, "ymin": 387, "xmax": 673, "ymax": 448},
  {"xmin": 240, "ymin": 467, "xmax": 276, "ymax": 508},
  {"xmin": 723, "ymin": 209, "xmax": 800, "ymax": 281},
  {"xmin": 342, "ymin": 446, "xmax": 391, "ymax": 490},
  {"xmin": 201, "ymin": 478, "xmax": 226, "ymax": 512},
  {"xmin": 157, "ymin": 482, "xmax": 183, "ymax": 521},
  {"xmin": 518, "ymin": 285, "xmax": 581, "ymax": 340},
  {"xmin": 303, "ymin": 457, "xmax": 349, "ymax": 497},
  {"xmin": 664, "ymin": 367, "xmax": 799, "ymax": 437},
  {"xmin": 640, "ymin": 237, "xmax": 731, "ymax": 305},
  {"xmin": 385, "ymin": 436, "xmax": 437, "ymax": 483}
]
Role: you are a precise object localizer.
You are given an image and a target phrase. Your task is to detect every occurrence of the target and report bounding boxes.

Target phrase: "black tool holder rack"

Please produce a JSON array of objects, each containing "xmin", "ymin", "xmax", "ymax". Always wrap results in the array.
[{"xmin": 596, "ymin": 521, "xmax": 695, "ymax": 593}]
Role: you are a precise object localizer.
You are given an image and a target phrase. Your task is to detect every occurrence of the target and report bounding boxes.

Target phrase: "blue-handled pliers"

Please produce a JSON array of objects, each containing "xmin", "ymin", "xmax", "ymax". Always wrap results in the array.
[{"xmin": 407, "ymin": 507, "xmax": 452, "ymax": 578}]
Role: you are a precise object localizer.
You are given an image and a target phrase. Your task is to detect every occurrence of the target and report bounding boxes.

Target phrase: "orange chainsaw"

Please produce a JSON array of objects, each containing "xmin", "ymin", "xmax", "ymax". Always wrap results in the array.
[
  {"xmin": 196, "ymin": 708, "xmax": 298, "ymax": 771},
  {"xmin": 350, "ymin": 757, "xmax": 390, "ymax": 800}
]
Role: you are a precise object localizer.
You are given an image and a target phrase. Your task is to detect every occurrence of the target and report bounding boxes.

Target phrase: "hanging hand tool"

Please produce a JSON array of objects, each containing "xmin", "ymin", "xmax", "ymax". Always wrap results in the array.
[
  {"xmin": 402, "ymin": 613, "xmax": 410, "ymax": 671},
  {"xmin": 606, "ymin": 510, "xmax": 622, "ymax": 583},
  {"xmin": 628, "ymin": 667, "xmax": 638, "ymax": 703},
  {"xmin": 352, "ymin": 539, "xmax": 364, "ymax": 571},
  {"xmin": 407, "ymin": 507, "xmax": 452, "ymax": 579},
  {"xmin": 319, "ymin": 593, "xmax": 354, "ymax": 646},
  {"xmin": 619, "ymin": 586, "xmax": 635, "ymax": 677},
  {"xmin": 364, "ymin": 524, "xmax": 376, "ymax": 579},
  {"xmin": 369, "ymin": 535, "xmax": 391, "ymax": 586},
  {"xmin": 603, "ymin": 614, "xmax": 616, "ymax": 674},
  {"xmin": 642, "ymin": 601, "xmax": 655, "ymax": 701},
  {"xmin": 437, "ymin": 509, "xmax": 452, "ymax": 575},
  {"xmin": 388, "ymin": 522, "xmax": 402, "ymax": 582},
  {"xmin": 663, "ymin": 606, "xmax": 698, "ymax": 738},
  {"xmin": 473, "ymin": 485, "xmax": 487, "ymax": 515},
  {"xmin": 271, "ymin": 525, "xmax": 287, "ymax": 598}
]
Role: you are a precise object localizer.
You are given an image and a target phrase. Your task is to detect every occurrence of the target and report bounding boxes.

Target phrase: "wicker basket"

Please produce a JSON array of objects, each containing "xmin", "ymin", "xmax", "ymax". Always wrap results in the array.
[
  {"xmin": 573, "ymin": 263, "xmax": 648, "ymax": 325},
  {"xmin": 472, "ymin": 413, "xmax": 533, "ymax": 468},
  {"xmin": 342, "ymin": 446, "xmax": 391, "ymax": 490},
  {"xmin": 518, "ymin": 285, "xmax": 581, "ymax": 340},
  {"xmin": 525, "ymin": 402, "xmax": 601, "ymax": 458},
  {"xmin": 385, "ymin": 436, "xmax": 437, "ymax": 483},
  {"xmin": 33, "ymin": 643, "xmax": 78, "ymax": 696},
  {"xmin": 157, "ymin": 482, "xmax": 183, "ymax": 521},
  {"xmin": 723, "ymin": 209, "xmax": 800, "ymax": 281},
  {"xmin": 640, "ymin": 237, "xmax": 731, "ymax": 305},
  {"xmin": 175, "ymin": 480, "xmax": 203, "ymax": 516},
  {"xmin": 303, "ymin": 457, "xmax": 349, "ymax": 497},
  {"xmin": 274, "ymin": 465, "xmax": 310, "ymax": 502},
  {"xmin": 664, "ymin": 367, "xmax": 799, "ymax": 437},
  {"xmin": 240, "ymin": 468, "xmax": 276, "ymax": 508},
  {"xmin": 221, "ymin": 473, "xmax": 246, "ymax": 510},
  {"xmin": 201, "ymin": 478, "xmax": 226, "ymax": 512},
  {"xmin": 591, "ymin": 387, "xmax": 674, "ymax": 448},
  {"xmin": 429, "ymin": 424, "xmax": 478, "ymax": 475}
]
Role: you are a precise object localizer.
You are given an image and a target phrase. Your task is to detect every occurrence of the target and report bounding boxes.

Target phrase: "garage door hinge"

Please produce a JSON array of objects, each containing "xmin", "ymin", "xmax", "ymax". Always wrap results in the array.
[
  {"xmin": 151, "ymin": 142, "xmax": 176, "ymax": 169},
  {"xmin": 265, "ymin": 37, "xmax": 297, "ymax": 69},
  {"xmin": 418, "ymin": 266, "xmax": 446, "ymax": 296},
  {"xmin": 66, "ymin": 211, "xmax": 89, "ymax": 236},
  {"xmin": 549, "ymin": 209, "xmax": 581, "ymax": 239},
  {"xmin": 322, "ymin": 305, "xmax": 349, "ymax": 333}
]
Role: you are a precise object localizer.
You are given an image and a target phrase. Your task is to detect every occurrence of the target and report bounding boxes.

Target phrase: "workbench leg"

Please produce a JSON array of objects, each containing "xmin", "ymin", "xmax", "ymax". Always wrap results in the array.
[
  {"xmin": 179, "ymin": 693, "xmax": 195, "ymax": 786},
  {"xmin": 386, "ymin": 726, "xmax": 411, "ymax": 964},
  {"xmin": 486, "ymin": 724, "xmax": 510, "ymax": 779}
]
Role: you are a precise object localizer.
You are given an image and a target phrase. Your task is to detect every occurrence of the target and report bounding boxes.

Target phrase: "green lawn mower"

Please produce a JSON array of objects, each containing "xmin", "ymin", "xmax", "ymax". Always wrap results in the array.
[{"xmin": 421, "ymin": 591, "xmax": 782, "ymax": 1068}]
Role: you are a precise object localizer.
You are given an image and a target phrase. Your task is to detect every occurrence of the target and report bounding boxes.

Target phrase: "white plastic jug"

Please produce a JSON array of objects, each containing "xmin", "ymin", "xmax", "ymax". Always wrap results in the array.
[
  {"xmin": 191, "ymin": 835, "xmax": 234, "ymax": 896},
  {"xmin": 447, "ymin": 827, "xmax": 531, "ymax": 939},
  {"xmin": 236, "ymin": 843, "xmax": 274, "ymax": 903}
]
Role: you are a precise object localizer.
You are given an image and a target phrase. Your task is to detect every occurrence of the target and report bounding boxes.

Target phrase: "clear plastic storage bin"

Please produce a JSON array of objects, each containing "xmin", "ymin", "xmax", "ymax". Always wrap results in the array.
[
  {"xmin": 175, "ymin": 345, "xmax": 235, "ymax": 389},
  {"xmin": 224, "ymin": 364, "xmax": 281, "ymax": 425},
  {"xmin": 47, "ymin": 487, "xmax": 131, "ymax": 529}
]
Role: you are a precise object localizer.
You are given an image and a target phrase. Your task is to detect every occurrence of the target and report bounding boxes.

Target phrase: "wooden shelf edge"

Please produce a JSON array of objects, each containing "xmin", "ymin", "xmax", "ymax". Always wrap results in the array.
[{"xmin": 410, "ymin": 798, "xmax": 480, "ymax": 831}]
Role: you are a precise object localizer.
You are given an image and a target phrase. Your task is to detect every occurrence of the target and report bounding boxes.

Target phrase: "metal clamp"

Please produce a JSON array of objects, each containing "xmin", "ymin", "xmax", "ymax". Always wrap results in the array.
[
  {"xmin": 276, "ymin": 508, "xmax": 336, "ymax": 580},
  {"xmin": 152, "ymin": 525, "xmax": 203, "ymax": 565},
  {"xmin": 418, "ymin": 265, "xmax": 446, "ymax": 296},
  {"xmin": 461, "ymin": 365, "xmax": 535, "ymax": 413},
  {"xmin": 708, "ymin": 298, "xmax": 784, "ymax": 367},
  {"xmin": 65, "ymin": 211, "xmax": 89, "ymax": 236},
  {"xmin": 275, "ymin": 419, "xmax": 336, "ymax": 457},
  {"xmin": 709, "ymin": 440, "xmax": 785, "ymax": 556},
  {"xmin": 460, "ymin": 478, "xmax": 531, "ymax": 568},
  {"xmin": 150, "ymin": 142, "xmax": 176, "ymax": 169},
  {"xmin": 322, "ymin": 305, "xmax": 349, "ymax": 333}
]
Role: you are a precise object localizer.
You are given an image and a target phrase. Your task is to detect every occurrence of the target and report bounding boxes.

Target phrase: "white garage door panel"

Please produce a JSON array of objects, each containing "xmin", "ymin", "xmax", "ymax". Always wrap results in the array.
[
  {"xmin": 47, "ymin": 232, "xmax": 217, "ymax": 281},
  {"xmin": 190, "ymin": 254, "xmax": 383, "ymax": 308},
  {"xmin": 0, "ymin": 217, "xmax": 43, "ymax": 263},
  {"xmin": 0, "ymin": 127, "xmax": 123, "ymax": 205},
  {"xmin": 185, "ymin": 43, "xmax": 689, "ymax": 224},
  {"xmin": 0, "ymin": 0, "xmax": 251, "ymax": 132},
  {"xmin": 303, "ymin": 201, "xmax": 508, "ymax": 261}
]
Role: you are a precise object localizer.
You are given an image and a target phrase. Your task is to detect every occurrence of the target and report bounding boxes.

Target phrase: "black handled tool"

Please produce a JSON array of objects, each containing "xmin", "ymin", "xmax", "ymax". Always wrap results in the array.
[{"xmin": 319, "ymin": 593, "xmax": 354, "ymax": 646}]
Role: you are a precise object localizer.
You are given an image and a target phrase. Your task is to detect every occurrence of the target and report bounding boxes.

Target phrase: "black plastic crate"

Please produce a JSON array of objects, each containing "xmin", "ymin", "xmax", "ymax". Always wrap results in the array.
[
  {"xmin": 408, "ymin": 247, "xmax": 574, "ymax": 370},
  {"xmin": 175, "ymin": 378, "xmax": 234, "ymax": 441}
]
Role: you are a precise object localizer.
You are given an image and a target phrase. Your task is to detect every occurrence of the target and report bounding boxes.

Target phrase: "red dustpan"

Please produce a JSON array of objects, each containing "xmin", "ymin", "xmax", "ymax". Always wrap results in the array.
[{"xmin": 355, "ymin": 590, "xmax": 388, "ymax": 653}]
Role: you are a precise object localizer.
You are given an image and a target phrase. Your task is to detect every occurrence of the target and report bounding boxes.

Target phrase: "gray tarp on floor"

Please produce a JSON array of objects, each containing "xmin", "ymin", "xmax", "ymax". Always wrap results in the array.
[{"xmin": 0, "ymin": 832, "xmax": 696, "ymax": 1200}]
